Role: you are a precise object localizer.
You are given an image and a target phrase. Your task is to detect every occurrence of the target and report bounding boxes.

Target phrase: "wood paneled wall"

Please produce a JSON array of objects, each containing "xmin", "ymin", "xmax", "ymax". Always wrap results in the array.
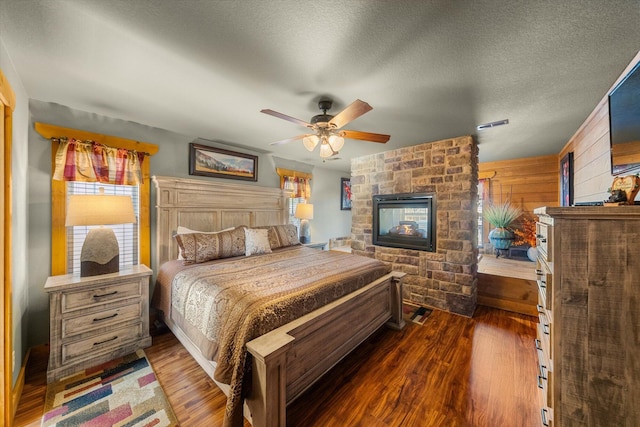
[
  {"xmin": 478, "ymin": 154, "xmax": 558, "ymax": 249},
  {"xmin": 560, "ymin": 50, "xmax": 640, "ymax": 203},
  {"xmin": 479, "ymin": 154, "xmax": 559, "ymax": 216}
]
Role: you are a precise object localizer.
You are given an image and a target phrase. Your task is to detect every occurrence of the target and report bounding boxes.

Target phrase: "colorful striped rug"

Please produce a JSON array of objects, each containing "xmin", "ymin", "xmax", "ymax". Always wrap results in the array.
[
  {"xmin": 41, "ymin": 349, "xmax": 178, "ymax": 427},
  {"xmin": 403, "ymin": 301, "xmax": 433, "ymax": 325}
]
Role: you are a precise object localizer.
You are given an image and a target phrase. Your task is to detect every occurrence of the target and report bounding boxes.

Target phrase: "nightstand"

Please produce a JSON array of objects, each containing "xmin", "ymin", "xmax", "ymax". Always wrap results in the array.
[
  {"xmin": 302, "ymin": 241, "xmax": 327, "ymax": 250},
  {"xmin": 44, "ymin": 264, "xmax": 152, "ymax": 383}
]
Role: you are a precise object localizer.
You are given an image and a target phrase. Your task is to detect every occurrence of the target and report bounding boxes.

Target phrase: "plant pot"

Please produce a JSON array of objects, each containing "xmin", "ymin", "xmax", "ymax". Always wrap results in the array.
[
  {"xmin": 527, "ymin": 246, "xmax": 538, "ymax": 262},
  {"xmin": 488, "ymin": 227, "xmax": 514, "ymax": 250}
]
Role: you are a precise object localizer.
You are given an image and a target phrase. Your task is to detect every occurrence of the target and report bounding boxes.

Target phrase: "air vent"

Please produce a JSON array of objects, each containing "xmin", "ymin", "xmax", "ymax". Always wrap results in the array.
[{"xmin": 477, "ymin": 119, "xmax": 509, "ymax": 130}]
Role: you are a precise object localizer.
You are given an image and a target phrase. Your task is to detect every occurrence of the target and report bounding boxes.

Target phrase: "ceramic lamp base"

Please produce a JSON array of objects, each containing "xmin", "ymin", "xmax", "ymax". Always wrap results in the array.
[
  {"xmin": 80, "ymin": 227, "xmax": 120, "ymax": 277},
  {"xmin": 299, "ymin": 219, "xmax": 310, "ymax": 244}
]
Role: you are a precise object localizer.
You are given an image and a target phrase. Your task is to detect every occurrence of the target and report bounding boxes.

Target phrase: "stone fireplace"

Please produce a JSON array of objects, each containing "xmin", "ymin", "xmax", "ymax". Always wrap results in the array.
[{"xmin": 350, "ymin": 136, "xmax": 478, "ymax": 316}]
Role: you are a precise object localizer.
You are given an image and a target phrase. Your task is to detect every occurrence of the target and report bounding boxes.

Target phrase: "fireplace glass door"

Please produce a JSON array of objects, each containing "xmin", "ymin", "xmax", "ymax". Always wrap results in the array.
[{"xmin": 373, "ymin": 193, "xmax": 435, "ymax": 251}]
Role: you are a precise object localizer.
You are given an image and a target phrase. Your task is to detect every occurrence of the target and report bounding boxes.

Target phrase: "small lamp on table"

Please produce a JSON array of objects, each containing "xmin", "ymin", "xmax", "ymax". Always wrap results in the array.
[
  {"xmin": 295, "ymin": 203, "xmax": 314, "ymax": 244},
  {"xmin": 65, "ymin": 188, "xmax": 136, "ymax": 277}
]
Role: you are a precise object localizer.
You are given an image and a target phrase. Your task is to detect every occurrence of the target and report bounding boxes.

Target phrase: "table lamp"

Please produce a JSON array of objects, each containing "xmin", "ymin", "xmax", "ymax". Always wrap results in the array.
[
  {"xmin": 295, "ymin": 203, "xmax": 314, "ymax": 244},
  {"xmin": 65, "ymin": 188, "xmax": 136, "ymax": 277}
]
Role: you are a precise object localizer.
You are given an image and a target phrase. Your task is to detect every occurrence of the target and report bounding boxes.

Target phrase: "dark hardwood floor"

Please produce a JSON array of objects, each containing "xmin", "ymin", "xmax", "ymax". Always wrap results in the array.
[{"xmin": 14, "ymin": 306, "xmax": 539, "ymax": 427}]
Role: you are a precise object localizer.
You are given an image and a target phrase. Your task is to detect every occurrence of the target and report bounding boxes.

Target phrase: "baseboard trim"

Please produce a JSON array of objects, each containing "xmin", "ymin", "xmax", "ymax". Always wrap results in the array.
[{"xmin": 11, "ymin": 347, "xmax": 29, "ymax": 421}]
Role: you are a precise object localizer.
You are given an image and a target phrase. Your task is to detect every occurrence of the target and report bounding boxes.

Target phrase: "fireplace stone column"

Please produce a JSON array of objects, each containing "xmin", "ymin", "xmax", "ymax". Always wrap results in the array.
[{"xmin": 350, "ymin": 136, "xmax": 478, "ymax": 317}]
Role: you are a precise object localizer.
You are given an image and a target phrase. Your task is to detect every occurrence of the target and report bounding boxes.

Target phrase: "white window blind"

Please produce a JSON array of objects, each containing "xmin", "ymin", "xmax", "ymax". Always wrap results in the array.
[{"xmin": 66, "ymin": 182, "xmax": 140, "ymax": 274}]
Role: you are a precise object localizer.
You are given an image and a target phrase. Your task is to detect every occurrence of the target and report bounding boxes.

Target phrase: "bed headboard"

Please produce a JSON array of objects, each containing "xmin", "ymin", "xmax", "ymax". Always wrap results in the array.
[{"xmin": 152, "ymin": 176, "xmax": 291, "ymax": 267}]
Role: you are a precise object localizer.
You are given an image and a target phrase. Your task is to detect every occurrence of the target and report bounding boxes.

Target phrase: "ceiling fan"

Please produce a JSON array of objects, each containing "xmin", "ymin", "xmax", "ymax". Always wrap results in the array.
[{"xmin": 261, "ymin": 99, "xmax": 390, "ymax": 158}]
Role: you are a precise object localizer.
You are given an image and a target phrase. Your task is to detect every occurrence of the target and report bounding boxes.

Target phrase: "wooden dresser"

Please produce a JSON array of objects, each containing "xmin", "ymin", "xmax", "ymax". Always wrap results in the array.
[
  {"xmin": 44, "ymin": 264, "xmax": 152, "ymax": 383},
  {"xmin": 533, "ymin": 206, "xmax": 640, "ymax": 426}
]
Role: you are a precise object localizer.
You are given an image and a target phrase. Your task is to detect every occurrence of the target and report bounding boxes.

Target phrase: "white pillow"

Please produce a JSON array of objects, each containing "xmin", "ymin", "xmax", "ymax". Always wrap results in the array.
[
  {"xmin": 175, "ymin": 226, "xmax": 235, "ymax": 259},
  {"xmin": 244, "ymin": 228, "xmax": 272, "ymax": 257}
]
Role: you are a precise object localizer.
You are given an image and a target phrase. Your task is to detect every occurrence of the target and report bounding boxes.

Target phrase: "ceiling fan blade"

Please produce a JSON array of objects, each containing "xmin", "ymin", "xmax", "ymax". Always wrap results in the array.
[
  {"xmin": 329, "ymin": 99, "xmax": 373, "ymax": 129},
  {"xmin": 269, "ymin": 134, "xmax": 308, "ymax": 146},
  {"xmin": 341, "ymin": 130, "xmax": 390, "ymax": 143},
  {"xmin": 261, "ymin": 109, "xmax": 312, "ymax": 128}
]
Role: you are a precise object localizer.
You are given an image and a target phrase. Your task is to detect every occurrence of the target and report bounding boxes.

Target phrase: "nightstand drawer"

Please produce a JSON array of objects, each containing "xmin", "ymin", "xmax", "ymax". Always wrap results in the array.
[
  {"xmin": 62, "ymin": 322, "xmax": 143, "ymax": 365},
  {"xmin": 62, "ymin": 280, "xmax": 141, "ymax": 312},
  {"xmin": 62, "ymin": 301, "xmax": 142, "ymax": 338}
]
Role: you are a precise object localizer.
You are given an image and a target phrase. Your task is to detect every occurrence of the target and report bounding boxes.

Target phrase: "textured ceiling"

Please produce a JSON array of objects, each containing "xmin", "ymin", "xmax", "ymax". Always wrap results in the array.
[{"xmin": 1, "ymin": 0, "xmax": 640, "ymax": 171}]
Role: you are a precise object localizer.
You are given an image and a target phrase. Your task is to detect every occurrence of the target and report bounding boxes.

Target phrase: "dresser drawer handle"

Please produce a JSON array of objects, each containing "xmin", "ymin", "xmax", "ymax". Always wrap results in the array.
[
  {"xmin": 93, "ymin": 290, "xmax": 118, "ymax": 299},
  {"xmin": 543, "ymin": 323, "xmax": 550, "ymax": 335},
  {"xmin": 539, "ymin": 364, "xmax": 547, "ymax": 381},
  {"xmin": 93, "ymin": 313, "xmax": 118, "ymax": 322},
  {"xmin": 93, "ymin": 336, "xmax": 118, "ymax": 346},
  {"xmin": 541, "ymin": 408, "xmax": 549, "ymax": 426},
  {"xmin": 538, "ymin": 280, "xmax": 546, "ymax": 289},
  {"xmin": 535, "ymin": 269, "xmax": 543, "ymax": 275},
  {"xmin": 537, "ymin": 374, "xmax": 544, "ymax": 389},
  {"xmin": 535, "ymin": 339, "xmax": 542, "ymax": 351},
  {"xmin": 537, "ymin": 304, "xmax": 544, "ymax": 313}
]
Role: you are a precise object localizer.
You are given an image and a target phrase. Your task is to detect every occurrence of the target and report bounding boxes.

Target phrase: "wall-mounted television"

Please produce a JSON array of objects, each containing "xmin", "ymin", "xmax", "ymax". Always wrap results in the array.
[{"xmin": 609, "ymin": 61, "xmax": 640, "ymax": 175}]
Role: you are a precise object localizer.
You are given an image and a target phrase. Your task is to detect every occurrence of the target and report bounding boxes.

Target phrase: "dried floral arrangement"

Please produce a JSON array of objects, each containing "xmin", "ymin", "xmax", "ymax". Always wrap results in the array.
[{"xmin": 513, "ymin": 217, "xmax": 538, "ymax": 247}]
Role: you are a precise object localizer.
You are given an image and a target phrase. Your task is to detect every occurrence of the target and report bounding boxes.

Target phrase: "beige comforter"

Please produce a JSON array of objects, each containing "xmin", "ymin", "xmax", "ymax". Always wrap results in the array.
[{"xmin": 154, "ymin": 245, "xmax": 391, "ymax": 427}]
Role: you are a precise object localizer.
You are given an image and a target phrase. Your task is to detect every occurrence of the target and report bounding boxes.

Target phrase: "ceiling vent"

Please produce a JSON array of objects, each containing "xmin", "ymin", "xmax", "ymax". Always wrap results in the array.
[{"xmin": 477, "ymin": 119, "xmax": 509, "ymax": 130}]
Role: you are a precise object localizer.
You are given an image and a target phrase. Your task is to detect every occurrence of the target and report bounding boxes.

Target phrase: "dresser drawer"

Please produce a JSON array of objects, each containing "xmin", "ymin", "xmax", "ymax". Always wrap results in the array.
[
  {"xmin": 62, "ymin": 322, "xmax": 143, "ymax": 365},
  {"xmin": 537, "ymin": 321, "xmax": 553, "ymax": 364},
  {"xmin": 62, "ymin": 280, "xmax": 142, "ymax": 312},
  {"xmin": 61, "ymin": 301, "xmax": 142, "ymax": 338},
  {"xmin": 535, "ymin": 261, "xmax": 552, "ymax": 312},
  {"xmin": 536, "ymin": 222, "xmax": 552, "ymax": 262}
]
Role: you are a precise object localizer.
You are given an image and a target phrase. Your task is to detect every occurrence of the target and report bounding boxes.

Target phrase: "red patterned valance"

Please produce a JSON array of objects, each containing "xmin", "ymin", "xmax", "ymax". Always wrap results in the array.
[{"xmin": 53, "ymin": 137, "xmax": 144, "ymax": 185}]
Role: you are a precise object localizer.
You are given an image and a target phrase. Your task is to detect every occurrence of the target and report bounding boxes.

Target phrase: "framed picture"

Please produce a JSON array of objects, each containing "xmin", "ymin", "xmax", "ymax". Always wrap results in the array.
[
  {"xmin": 341, "ymin": 177, "xmax": 352, "ymax": 210},
  {"xmin": 560, "ymin": 152, "xmax": 573, "ymax": 206},
  {"xmin": 189, "ymin": 143, "xmax": 258, "ymax": 181}
]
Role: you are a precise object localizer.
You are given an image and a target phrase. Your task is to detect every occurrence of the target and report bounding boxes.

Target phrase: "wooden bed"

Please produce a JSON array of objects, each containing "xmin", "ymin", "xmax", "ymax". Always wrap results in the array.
[{"xmin": 152, "ymin": 176, "xmax": 405, "ymax": 427}]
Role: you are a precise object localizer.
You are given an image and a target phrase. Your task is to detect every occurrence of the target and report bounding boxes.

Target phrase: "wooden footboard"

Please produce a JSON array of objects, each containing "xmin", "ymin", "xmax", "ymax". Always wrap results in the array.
[{"xmin": 245, "ymin": 271, "xmax": 405, "ymax": 427}]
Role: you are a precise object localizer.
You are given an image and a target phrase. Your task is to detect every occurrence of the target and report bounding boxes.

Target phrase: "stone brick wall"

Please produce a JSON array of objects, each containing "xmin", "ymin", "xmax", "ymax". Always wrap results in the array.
[{"xmin": 350, "ymin": 136, "xmax": 478, "ymax": 316}]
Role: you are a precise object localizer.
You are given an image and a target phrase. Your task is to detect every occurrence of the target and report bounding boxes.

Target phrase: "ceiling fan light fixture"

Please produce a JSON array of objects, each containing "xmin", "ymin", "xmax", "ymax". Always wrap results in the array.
[
  {"xmin": 328, "ymin": 134, "xmax": 344, "ymax": 151},
  {"xmin": 302, "ymin": 135, "xmax": 319, "ymax": 151},
  {"xmin": 319, "ymin": 142, "xmax": 334, "ymax": 158}
]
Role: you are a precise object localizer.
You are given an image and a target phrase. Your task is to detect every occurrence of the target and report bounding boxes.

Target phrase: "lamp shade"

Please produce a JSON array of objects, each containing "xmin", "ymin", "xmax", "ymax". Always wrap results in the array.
[
  {"xmin": 328, "ymin": 135, "xmax": 345, "ymax": 151},
  {"xmin": 66, "ymin": 194, "xmax": 136, "ymax": 226},
  {"xmin": 303, "ymin": 135, "xmax": 319, "ymax": 152},
  {"xmin": 319, "ymin": 142, "xmax": 333, "ymax": 158},
  {"xmin": 295, "ymin": 203, "xmax": 314, "ymax": 220}
]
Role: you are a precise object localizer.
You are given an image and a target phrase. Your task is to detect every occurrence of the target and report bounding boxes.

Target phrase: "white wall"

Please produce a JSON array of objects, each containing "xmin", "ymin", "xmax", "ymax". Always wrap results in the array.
[
  {"xmin": 308, "ymin": 167, "xmax": 352, "ymax": 245},
  {"xmin": 0, "ymin": 35, "xmax": 30, "ymax": 385}
]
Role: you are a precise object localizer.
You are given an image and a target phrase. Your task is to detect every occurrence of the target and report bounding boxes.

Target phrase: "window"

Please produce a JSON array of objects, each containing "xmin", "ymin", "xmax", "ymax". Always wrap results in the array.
[
  {"xmin": 36, "ymin": 122, "xmax": 158, "ymax": 275},
  {"xmin": 66, "ymin": 182, "xmax": 139, "ymax": 274}
]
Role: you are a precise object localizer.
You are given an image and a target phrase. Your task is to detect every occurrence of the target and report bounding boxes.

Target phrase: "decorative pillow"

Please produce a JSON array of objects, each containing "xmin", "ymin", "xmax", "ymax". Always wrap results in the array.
[
  {"xmin": 255, "ymin": 224, "xmax": 300, "ymax": 249},
  {"xmin": 175, "ymin": 227, "xmax": 246, "ymax": 264},
  {"xmin": 244, "ymin": 228, "xmax": 272, "ymax": 256},
  {"xmin": 175, "ymin": 226, "xmax": 235, "ymax": 259}
]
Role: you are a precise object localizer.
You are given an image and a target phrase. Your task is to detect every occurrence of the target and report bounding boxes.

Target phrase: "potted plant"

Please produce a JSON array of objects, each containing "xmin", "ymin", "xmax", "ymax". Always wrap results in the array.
[{"xmin": 483, "ymin": 199, "xmax": 522, "ymax": 257}]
